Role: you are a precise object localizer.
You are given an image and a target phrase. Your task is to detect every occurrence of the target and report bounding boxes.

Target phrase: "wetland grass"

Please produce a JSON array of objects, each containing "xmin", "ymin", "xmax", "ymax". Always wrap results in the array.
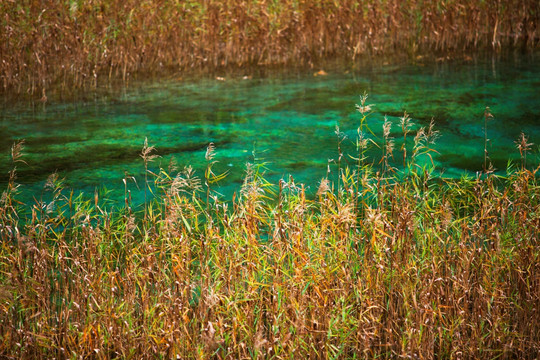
[
  {"xmin": 1, "ymin": 0, "xmax": 539, "ymax": 95},
  {"xmin": 1, "ymin": 101, "xmax": 539, "ymax": 358}
]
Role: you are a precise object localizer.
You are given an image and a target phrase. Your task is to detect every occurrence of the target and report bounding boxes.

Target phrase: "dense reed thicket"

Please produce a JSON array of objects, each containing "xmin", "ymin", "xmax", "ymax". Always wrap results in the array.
[
  {"xmin": 1, "ymin": 0, "xmax": 539, "ymax": 94},
  {"xmin": 1, "ymin": 101, "xmax": 539, "ymax": 358}
]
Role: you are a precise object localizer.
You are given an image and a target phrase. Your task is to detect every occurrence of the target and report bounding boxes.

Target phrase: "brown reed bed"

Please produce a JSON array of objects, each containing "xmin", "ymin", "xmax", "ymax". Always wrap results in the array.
[
  {"xmin": 1, "ymin": 0, "xmax": 539, "ymax": 95},
  {"xmin": 1, "ymin": 100, "xmax": 539, "ymax": 358}
]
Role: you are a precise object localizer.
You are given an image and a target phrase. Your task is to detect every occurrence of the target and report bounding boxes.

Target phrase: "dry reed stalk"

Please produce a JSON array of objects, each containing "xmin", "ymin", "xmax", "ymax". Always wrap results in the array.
[
  {"xmin": 1, "ymin": 98, "xmax": 540, "ymax": 358},
  {"xmin": 1, "ymin": 0, "xmax": 538, "ymax": 95}
]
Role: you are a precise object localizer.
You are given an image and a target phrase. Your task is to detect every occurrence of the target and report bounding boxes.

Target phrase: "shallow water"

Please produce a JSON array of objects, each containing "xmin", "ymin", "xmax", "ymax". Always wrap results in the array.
[{"xmin": 1, "ymin": 53, "xmax": 539, "ymax": 206}]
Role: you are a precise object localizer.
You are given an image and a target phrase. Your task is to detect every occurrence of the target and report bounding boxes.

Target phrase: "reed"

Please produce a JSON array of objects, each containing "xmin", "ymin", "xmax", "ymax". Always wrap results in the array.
[
  {"xmin": 1, "ymin": 0, "xmax": 539, "ymax": 95},
  {"xmin": 1, "ymin": 99, "xmax": 539, "ymax": 358}
]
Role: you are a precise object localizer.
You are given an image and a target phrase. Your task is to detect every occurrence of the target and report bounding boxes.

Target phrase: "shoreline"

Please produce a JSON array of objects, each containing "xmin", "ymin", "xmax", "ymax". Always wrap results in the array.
[{"xmin": 2, "ymin": 0, "xmax": 538, "ymax": 95}]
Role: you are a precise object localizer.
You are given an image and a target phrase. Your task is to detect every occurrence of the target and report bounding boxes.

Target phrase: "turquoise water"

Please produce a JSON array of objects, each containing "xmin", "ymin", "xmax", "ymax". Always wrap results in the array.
[{"xmin": 1, "ymin": 54, "xmax": 539, "ymax": 206}]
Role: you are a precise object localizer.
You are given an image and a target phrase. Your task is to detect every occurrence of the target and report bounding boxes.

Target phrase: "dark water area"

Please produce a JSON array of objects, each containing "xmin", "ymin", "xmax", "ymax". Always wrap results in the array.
[{"xmin": 1, "ymin": 53, "xmax": 539, "ymax": 207}]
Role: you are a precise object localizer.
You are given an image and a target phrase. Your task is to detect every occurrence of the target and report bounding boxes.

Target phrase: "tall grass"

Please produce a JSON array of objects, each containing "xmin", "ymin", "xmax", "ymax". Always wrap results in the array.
[
  {"xmin": 1, "ymin": 99, "xmax": 539, "ymax": 358},
  {"xmin": 1, "ymin": 0, "xmax": 539, "ymax": 94}
]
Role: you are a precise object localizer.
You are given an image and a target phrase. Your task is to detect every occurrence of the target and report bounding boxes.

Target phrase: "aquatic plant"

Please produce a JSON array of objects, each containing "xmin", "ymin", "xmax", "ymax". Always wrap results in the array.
[
  {"xmin": 0, "ymin": 98, "xmax": 539, "ymax": 358},
  {"xmin": 1, "ymin": 0, "xmax": 538, "ymax": 95}
]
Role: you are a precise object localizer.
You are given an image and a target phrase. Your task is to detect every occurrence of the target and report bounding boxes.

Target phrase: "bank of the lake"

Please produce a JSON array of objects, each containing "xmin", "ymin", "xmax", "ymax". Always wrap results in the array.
[
  {"xmin": 1, "ymin": 126, "xmax": 539, "ymax": 357},
  {"xmin": 1, "ymin": 0, "xmax": 539, "ymax": 94}
]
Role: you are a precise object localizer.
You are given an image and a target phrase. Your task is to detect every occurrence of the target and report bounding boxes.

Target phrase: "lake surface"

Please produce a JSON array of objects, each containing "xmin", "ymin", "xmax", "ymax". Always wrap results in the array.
[{"xmin": 1, "ymin": 53, "xmax": 539, "ymax": 206}]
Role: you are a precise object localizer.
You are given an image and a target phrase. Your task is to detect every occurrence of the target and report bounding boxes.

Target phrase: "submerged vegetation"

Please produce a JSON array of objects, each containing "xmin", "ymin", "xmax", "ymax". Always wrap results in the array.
[
  {"xmin": 1, "ymin": 100, "xmax": 539, "ymax": 358},
  {"xmin": 1, "ymin": 0, "xmax": 539, "ymax": 94}
]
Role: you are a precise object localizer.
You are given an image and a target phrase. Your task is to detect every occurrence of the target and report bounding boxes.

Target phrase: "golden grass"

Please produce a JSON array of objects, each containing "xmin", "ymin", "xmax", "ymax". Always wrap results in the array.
[
  {"xmin": 1, "ymin": 0, "xmax": 539, "ymax": 94},
  {"xmin": 1, "ymin": 105, "xmax": 539, "ymax": 358}
]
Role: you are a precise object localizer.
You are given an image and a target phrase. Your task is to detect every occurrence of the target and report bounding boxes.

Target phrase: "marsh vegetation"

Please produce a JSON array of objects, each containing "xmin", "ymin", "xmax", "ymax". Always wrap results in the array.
[
  {"xmin": 1, "ymin": 1, "xmax": 539, "ymax": 358},
  {"xmin": 1, "ymin": 101, "xmax": 539, "ymax": 358},
  {"xmin": 1, "ymin": 0, "xmax": 539, "ymax": 94}
]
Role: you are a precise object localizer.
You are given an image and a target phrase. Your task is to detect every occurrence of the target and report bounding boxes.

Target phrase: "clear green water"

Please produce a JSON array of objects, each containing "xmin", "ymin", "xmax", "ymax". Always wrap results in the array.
[{"xmin": 1, "ymin": 54, "xmax": 539, "ymax": 206}]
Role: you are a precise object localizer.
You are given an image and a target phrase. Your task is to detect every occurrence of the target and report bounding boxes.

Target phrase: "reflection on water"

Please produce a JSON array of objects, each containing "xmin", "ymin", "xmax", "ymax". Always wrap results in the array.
[{"xmin": 1, "ymin": 53, "xmax": 539, "ymax": 206}]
